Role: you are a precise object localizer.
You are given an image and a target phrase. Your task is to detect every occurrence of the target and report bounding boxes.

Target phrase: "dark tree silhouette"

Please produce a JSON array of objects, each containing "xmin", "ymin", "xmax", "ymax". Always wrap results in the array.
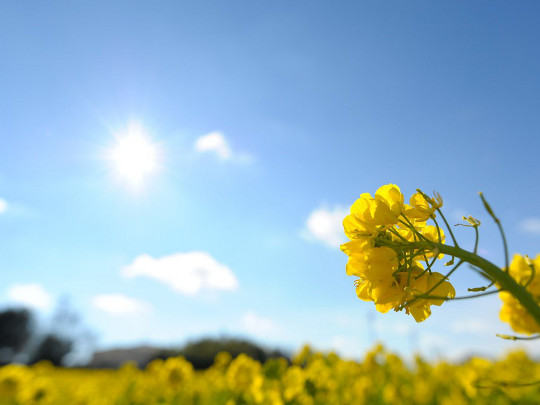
[
  {"xmin": 28, "ymin": 334, "xmax": 73, "ymax": 366},
  {"xmin": 158, "ymin": 337, "xmax": 289, "ymax": 370},
  {"xmin": 0, "ymin": 308, "xmax": 32, "ymax": 364},
  {"xmin": 0, "ymin": 301, "xmax": 93, "ymax": 367}
]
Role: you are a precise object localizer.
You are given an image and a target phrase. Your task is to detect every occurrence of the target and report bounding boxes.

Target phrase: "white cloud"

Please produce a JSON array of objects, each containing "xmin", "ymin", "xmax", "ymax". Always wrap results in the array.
[
  {"xmin": 194, "ymin": 131, "xmax": 253, "ymax": 164},
  {"xmin": 122, "ymin": 252, "xmax": 238, "ymax": 295},
  {"xmin": 241, "ymin": 311, "xmax": 282, "ymax": 338},
  {"xmin": 302, "ymin": 205, "xmax": 348, "ymax": 247},
  {"xmin": 92, "ymin": 294, "xmax": 152, "ymax": 315},
  {"xmin": 519, "ymin": 218, "xmax": 540, "ymax": 235},
  {"xmin": 6, "ymin": 284, "xmax": 52, "ymax": 310},
  {"xmin": 194, "ymin": 132, "xmax": 232, "ymax": 160},
  {"xmin": 0, "ymin": 198, "xmax": 8, "ymax": 214}
]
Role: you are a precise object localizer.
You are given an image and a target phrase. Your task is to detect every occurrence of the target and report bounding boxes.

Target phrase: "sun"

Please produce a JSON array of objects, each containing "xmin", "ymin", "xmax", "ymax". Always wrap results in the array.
[{"xmin": 109, "ymin": 122, "xmax": 159, "ymax": 186}]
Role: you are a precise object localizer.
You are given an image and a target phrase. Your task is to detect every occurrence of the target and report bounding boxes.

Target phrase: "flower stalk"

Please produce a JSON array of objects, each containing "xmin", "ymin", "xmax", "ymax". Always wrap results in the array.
[
  {"xmin": 341, "ymin": 184, "xmax": 540, "ymax": 332},
  {"xmin": 378, "ymin": 239, "xmax": 540, "ymax": 328}
]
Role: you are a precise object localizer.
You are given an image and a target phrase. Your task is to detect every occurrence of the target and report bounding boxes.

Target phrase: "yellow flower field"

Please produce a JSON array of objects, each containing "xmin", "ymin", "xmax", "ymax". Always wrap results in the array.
[{"xmin": 1, "ymin": 345, "xmax": 539, "ymax": 405}]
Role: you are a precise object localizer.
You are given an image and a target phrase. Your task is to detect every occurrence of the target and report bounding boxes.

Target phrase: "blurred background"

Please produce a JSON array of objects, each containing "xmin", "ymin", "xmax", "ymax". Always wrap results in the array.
[{"xmin": 1, "ymin": 1, "xmax": 539, "ymax": 367}]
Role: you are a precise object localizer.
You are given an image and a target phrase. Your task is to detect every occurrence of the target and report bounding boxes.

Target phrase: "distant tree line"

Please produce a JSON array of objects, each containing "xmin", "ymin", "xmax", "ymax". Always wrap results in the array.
[
  {"xmin": 157, "ymin": 337, "xmax": 290, "ymax": 370},
  {"xmin": 1, "ymin": 307, "xmax": 289, "ymax": 369},
  {"xmin": 0, "ymin": 305, "xmax": 86, "ymax": 367}
]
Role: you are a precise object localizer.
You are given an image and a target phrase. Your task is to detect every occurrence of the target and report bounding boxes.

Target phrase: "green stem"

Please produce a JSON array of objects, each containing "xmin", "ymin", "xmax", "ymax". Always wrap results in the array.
[
  {"xmin": 436, "ymin": 207, "xmax": 459, "ymax": 247},
  {"xmin": 526, "ymin": 261, "xmax": 536, "ymax": 288},
  {"xmin": 479, "ymin": 192, "xmax": 509, "ymax": 272},
  {"xmin": 401, "ymin": 241, "xmax": 540, "ymax": 327},
  {"xmin": 418, "ymin": 289, "xmax": 501, "ymax": 301},
  {"xmin": 431, "ymin": 216, "xmax": 443, "ymax": 244},
  {"xmin": 496, "ymin": 333, "xmax": 540, "ymax": 341},
  {"xmin": 473, "ymin": 225, "xmax": 479, "ymax": 254}
]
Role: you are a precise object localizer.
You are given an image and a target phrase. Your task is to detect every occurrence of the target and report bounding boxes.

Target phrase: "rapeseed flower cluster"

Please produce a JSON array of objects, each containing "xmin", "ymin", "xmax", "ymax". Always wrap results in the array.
[
  {"xmin": 499, "ymin": 254, "xmax": 540, "ymax": 335},
  {"xmin": 0, "ymin": 346, "xmax": 539, "ymax": 405},
  {"xmin": 341, "ymin": 184, "xmax": 455, "ymax": 322},
  {"xmin": 341, "ymin": 184, "xmax": 540, "ymax": 335}
]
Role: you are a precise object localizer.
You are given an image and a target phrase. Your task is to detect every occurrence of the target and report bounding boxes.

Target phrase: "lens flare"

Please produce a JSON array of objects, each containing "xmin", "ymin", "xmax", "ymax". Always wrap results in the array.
[{"xmin": 109, "ymin": 123, "xmax": 159, "ymax": 186}]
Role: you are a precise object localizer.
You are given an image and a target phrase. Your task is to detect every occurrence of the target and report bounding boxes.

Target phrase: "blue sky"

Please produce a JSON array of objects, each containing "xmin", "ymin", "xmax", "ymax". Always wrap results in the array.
[{"xmin": 1, "ymin": 1, "xmax": 540, "ymax": 361}]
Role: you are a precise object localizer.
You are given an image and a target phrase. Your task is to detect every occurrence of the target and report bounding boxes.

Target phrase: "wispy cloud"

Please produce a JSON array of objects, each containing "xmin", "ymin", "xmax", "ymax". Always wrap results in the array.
[
  {"xmin": 302, "ymin": 205, "xmax": 348, "ymax": 248},
  {"xmin": 194, "ymin": 131, "xmax": 253, "ymax": 164},
  {"xmin": 241, "ymin": 311, "xmax": 283, "ymax": 338},
  {"xmin": 92, "ymin": 294, "xmax": 152, "ymax": 315},
  {"xmin": 122, "ymin": 252, "xmax": 238, "ymax": 295},
  {"xmin": 6, "ymin": 284, "xmax": 53, "ymax": 310},
  {"xmin": 0, "ymin": 198, "xmax": 8, "ymax": 214},
  {"xmin": 519, "ymin": 217, "xmax": 540, "ymax": 235}
]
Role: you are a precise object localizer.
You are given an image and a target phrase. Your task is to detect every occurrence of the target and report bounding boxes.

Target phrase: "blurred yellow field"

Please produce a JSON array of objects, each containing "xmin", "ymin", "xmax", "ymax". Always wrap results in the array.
[{"xmin": 1, "ymin": 345, "xmax": 539, "ymax": 405}]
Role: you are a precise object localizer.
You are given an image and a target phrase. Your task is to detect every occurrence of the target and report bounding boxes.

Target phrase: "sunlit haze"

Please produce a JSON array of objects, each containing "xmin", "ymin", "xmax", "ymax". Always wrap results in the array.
[{"xmin": 109, "ymin": 123, "xmax": 159, "ymax": 186}]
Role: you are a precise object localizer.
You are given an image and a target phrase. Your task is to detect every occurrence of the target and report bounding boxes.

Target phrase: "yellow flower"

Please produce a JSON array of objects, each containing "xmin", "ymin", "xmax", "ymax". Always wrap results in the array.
[
  {"xmin": 394, "ymin": 219, "xmax": 426, "ymax": 242},
  {"xmin": 499, "ymin": 292, "xmax": 540, "ymax": 334},
  {"xmin": 405, "ymin": 191, "xmax": 443, "ymax": 221},
  {"xmin": 344, "ymin": 246, "xmax": 397, "ymax": 278},
  {"xmin": 507, "ymin": 254, "xmax": 540, "ymax": 292},
  {"xmin": 341, "ymin": 184, "xmax": 453, "ymax": 322},
  {"xmin": 17, "ymin": 378, "xmax": 55, "ymax": 405},
  {"xmin": 162, "ymin": 356, "xmax": 193, "ymax": 386},
  {"xmin": 226, "ymin": 354, "xmax": 262, "ymax": 394},
  {"xmin": 350, "ymin": 187, "xmax": 403, "ymax": 229},
  {"xmin": 374, "ymin": 184, "xmax": 404, "ymax": 217},
  {"xmin": 282, "ymin": 366, "xmax": 305, "ymax": 401},
  {"xmin": 420, "ymin": 225, "xmax": 444, "ymax": 244},
  {"xmin": 348, "ymin": 249, "xmax": 455, "ymax": 321},
  {"xmin": 340, "ymin": 239, "xmax": 372, "ymax": 257},
  {"xmin": 347, "ymin": 247, "xmax": 404, "ymax": 312},
  {"xmin": 498, "ymin": 254, "xmax": 540, "ymax": 334},
  {"xmin": 342, "ymin": 185, "xmax": 405, "ymax": 251},
  {"xmin": 354, "ymin": 276, "xmax": 404, "ymax": 314},
  {"xmin": 402, "ymin": 270, "xmax": 456, "ymax": 322},
  {"xmin": 418, "ymin": 225, "xmax": 445, "ymax": 259}
]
